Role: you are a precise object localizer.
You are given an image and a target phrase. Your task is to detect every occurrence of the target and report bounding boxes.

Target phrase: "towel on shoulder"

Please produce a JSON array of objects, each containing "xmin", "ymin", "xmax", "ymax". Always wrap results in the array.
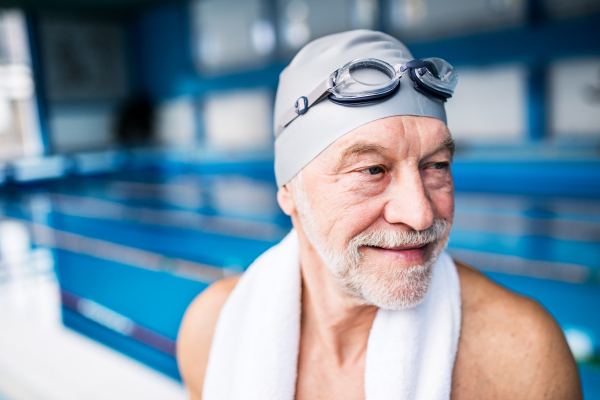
[{"xmin": 203, "ymin": 229, "xmax": 461, "ymax": 400}]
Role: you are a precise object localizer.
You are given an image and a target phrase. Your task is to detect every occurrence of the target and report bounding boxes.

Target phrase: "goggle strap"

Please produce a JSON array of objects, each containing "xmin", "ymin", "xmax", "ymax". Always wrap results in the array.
[
  {"xmin": 275, "ymin": 76, "xmax": 334, "ymax": 138},
  {"xmin": 405, "ymin": 59, "xmax": 427, "ymax": 70}
]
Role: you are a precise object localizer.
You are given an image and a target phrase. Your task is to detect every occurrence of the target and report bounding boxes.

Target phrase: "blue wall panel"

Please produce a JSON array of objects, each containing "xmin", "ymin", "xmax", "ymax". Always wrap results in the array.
[
  {"xmin": 129, "ymin": 2, "xmax": 194, "ymax": 100},
  {"xmin": 408, "ymin": 14, "xmax": 600, "ymax": 66},
  {"xmin": 129, "ymin": 3, "xmax": 284, "ymax": 100}
]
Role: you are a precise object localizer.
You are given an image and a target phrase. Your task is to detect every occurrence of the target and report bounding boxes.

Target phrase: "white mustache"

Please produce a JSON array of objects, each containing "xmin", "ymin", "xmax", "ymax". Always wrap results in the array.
[{"xmin": 350, "ymin": 219, "xmax": 449, "ymax": 250}]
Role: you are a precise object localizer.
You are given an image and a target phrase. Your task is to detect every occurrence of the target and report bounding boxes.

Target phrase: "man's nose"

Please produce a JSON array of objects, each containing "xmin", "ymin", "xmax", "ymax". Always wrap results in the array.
[{"xmin": 383, "ymin": 169, "xmax": 435, "ymax": 231}]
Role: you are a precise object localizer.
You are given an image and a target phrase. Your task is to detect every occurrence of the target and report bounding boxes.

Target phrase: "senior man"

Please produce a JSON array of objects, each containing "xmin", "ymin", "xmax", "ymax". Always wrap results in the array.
[{"xmin": 177, "ymin": 30, "xmax": 581, "ymax": 399}]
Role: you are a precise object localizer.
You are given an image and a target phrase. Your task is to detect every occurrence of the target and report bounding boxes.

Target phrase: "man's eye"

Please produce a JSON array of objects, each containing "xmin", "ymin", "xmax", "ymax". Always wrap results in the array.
[
  {"xmin": 430, "ymin": 162, "xmax": 448, "ymax": 170},
  {"xmin": 362, "ymin": 166, "xmax": 384, "ymax": 175}
]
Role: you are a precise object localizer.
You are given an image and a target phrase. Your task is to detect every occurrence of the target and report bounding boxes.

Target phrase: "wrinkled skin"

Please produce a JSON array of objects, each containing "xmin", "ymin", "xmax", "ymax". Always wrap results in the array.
[{"xmin": 286, "ymin": 114, "xmax": 455, "ymax": 310}]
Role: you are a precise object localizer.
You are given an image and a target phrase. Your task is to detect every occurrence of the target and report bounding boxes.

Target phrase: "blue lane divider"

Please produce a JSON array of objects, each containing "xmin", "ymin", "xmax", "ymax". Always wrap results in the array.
[
  {"xmin": 447, "ymin": 248, "xmax": 594, "ymax": 284},
  {"xmin": 449, "ymin": 230, "xmax": 600, "ymax": 271},
  {"xmin": 61, "ymin": 307, "xmax": 182, "ymax": 380},
  {"xmin": 47, "ymin": 193, "xmax": 288, "ymax": 241},
  {"xmin": 452, "ymin": 160, "xmax": 600, "ymax": 198},
  {"xmin": 50, "ymin": 213, "xmax": 282, "ymax": 268},
  {"xmin": 51, "ymin": 187, "xmax": 290, "ymax": 226},
  {"xmin": 61, "ymin": 289, "xmax": 176, "ymax": 356},
  {"xmin": 55, "ymin": 250, "xmax": 209, "ymax": 342}
]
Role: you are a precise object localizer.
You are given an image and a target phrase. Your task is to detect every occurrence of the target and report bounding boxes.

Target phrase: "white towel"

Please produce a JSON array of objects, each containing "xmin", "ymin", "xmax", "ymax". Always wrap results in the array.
[{"xmin": 203, "ymin": 229, "xmax": 461, "ymax": 400}]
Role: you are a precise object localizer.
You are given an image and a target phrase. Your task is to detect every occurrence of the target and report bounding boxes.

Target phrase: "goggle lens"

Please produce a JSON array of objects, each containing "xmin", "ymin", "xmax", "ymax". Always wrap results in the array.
[
  {"xmin": 349, "ymin": 59, "xmax": 396, "ymax": 85},
  {"xmin": 329, "ymin": 58, "xmax": 399, "ymax": 101},
  {"xmin": 417, "ymin": 58, "xmax": 458, "ymax": 96}
]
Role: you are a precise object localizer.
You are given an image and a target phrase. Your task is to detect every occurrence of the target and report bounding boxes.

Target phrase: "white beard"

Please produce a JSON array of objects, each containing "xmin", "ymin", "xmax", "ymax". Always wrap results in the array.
[{"xmin": 291, "ymin": 172, "xmax": 450, "ymax": 310}]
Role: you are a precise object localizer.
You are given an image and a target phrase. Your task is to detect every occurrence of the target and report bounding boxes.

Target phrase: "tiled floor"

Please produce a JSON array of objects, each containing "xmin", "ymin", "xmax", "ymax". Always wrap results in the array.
[{"xmin": 0, "ymin": 248, "xmax": 187, "ymax": 400}]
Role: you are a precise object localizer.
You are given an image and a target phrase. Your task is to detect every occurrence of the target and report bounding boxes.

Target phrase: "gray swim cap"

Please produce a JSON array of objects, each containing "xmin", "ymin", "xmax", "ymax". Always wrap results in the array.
[{"xmin": 273, "ymin": 29, "xmax": 447, "ymax": 187}]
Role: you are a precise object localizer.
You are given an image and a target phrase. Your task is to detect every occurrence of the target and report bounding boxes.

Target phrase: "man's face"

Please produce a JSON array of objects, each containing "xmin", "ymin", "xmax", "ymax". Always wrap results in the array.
[{"xmin": 285, "ymin": 115, "xmax": 455, "ymax": 310}]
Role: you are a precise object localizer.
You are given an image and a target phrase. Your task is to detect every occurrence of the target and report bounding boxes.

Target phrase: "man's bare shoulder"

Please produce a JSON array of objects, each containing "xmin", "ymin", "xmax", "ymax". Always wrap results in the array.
[
  {"xmin": 176, "ymin": 276, "xmax": 241, "ymax": 400},
  {"xmin": 452, "ymin": 259, "xmax": 582, "ymax": 399}
]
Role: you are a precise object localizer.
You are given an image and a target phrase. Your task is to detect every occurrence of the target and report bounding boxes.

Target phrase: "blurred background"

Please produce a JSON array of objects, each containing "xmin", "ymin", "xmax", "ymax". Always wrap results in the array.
[{"xmin": 0, "ymin": 0, "xmax": 598, "ymax": 398}]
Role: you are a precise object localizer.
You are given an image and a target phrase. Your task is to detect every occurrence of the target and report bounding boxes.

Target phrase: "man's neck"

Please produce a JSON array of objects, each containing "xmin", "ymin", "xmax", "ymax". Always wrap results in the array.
[{"xmin": 298, "ymin": 232, "xmax": 378, "ymax": 366}]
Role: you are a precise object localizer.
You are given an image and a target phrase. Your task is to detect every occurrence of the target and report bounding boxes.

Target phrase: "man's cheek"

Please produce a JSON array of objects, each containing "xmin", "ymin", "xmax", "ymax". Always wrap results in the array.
[
  {"xmin": 425, "ymin": 176, "xmax": 454, "ymax": 216},
  {"xmin": 423, "ymin": 171, "xmax": 453, "ymax": 192},
  {"xmin": 315, "ymin": 196, "xmax": 378, "ymax": 241},
  {"xmin": 315, "ymin": 180, "xmax": 374, "ymax": 215},
  {"xmin": 431, "ymin": 192, "xmax": 454, "ymax": 223}
]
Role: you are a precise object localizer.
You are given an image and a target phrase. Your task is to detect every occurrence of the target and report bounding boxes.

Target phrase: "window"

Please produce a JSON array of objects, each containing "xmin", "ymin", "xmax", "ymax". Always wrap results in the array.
[
  {"xmin": 279, "ymin": 0, "xmax": 378, "ymax": 53},
  {"xmin": 191, "ymin": 0, "xmax": 276, "ymax": 73},
  {"xmin": 548, "ymin": 57, "xmax": 600, "ymax": 139},
  {"xmin": 388, "ymin": 0, "xmax": 526, "ymax": 41},
  {"xmin": 445, "ymin": 64, "xmax": 527, "ymax": 142},
  {"xmin": 202, "ymin": 89, "xmax": 273, "ymax": 151},
  {"xmin": 543, "ymin": 0, "xmax": 600, "ymax": 18},
  {"xmin": 0, "ymin": 9, "xmax": 43, "ymax": 160}
]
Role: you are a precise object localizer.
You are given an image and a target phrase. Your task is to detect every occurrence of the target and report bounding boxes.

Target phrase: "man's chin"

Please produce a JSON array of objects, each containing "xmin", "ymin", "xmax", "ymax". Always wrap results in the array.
[
  {"xmin": 345, "ymin": 262, "xmax": 435, "ymax": 311},
  {"xmin": 323, "ymin": 232, "xmax": 448, "ymax": 309}
]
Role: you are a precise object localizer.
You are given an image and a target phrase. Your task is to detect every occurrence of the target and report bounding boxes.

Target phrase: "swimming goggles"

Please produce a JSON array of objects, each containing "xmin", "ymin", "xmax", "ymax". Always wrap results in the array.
[{"xmin": 275, "ymin": 57, "xmax": 457, "ymax": 137}]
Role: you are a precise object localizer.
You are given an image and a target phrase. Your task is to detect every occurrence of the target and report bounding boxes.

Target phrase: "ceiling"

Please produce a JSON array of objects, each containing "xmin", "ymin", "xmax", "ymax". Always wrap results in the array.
[{"xmin": 0, "ymin": 0, "xmax": 181, "ymax": 13}]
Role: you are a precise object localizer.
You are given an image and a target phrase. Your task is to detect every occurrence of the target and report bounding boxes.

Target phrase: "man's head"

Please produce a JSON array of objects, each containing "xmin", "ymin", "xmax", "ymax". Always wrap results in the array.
[{"xmin": 274, "ymin": 30, "xmax": 456, "ymax": 310}]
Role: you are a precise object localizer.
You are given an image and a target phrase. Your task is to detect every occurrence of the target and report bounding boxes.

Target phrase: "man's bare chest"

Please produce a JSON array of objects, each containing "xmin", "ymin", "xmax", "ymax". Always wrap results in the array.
[
  {"xmin": 294, "ymin": 350, "xmax": 484, "ymax": 400},
  {"xmin": 295, "ymin": 344, "xmax": 367, "ymax": 400},
  {"xmin": 295, "ymin": 362, "xmax": 366, "ymax": 400},
  {"xmin": 294, "ymin": 331, "xmax": 494, "ymax": 400}
]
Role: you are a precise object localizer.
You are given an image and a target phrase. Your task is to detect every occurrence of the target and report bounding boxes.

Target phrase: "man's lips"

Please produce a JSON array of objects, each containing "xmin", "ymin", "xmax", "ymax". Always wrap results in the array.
[
  {"xmin": 362, "ymin": 243, "xmax": 430, "ymax": 263},
  {"xmin": 366, "ymin": 244, "xmax": 428, "ymax": 251}
]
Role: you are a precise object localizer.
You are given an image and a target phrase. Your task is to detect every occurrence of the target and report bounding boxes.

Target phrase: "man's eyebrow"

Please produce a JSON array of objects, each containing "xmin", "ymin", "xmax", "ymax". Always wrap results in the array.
[
  {"xmin": 333, "ymin": 141, "xmax": 389, "ymax": 172},
  {"xmin": 430, "ymin": 137, "xmax": 455, "ymax": 159},
  {"xmin": 340, "ymin": 141, "xmax": 389, "ymax": 159},
  {"xmin": 335, "ymin": 137, "xmax": 454, "ymax": 169}
]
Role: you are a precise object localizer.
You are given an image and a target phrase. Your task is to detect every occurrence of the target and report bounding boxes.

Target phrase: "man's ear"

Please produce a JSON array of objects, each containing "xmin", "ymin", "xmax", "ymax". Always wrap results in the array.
[{"xmin": 277, "ymin": 184, "xmax": 296, "ymax": 216}]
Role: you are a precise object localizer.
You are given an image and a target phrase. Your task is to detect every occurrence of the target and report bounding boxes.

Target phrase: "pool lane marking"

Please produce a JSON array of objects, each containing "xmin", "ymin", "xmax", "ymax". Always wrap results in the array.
[
  {"xmin": 454, "ymin": 209, "xmax": 600, "ymax": 242},
  {"xmin": 101, "ymin": 178, "xmax": 279, "ymax": 218},
  {"xmin": 454, "ymin": 205, "xmax": 600, "ymax": 223},
  {"xmin": 60, "ymin": 289, "xmax": 176, "ymax": 356},
  {"xmin": 4, "ymin": 216, "xmax": 237, "ymax": 284},
  {"xmin": 47, "ymin": 193, "xmax": 287, "ymax": 242},
  {"xmin": 447, "ymin": 247, "xmax": 596, "ymax": 285},
  {"xmin": 454, "ymin": 193, "xmax": 600, "ymax": 217}
]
